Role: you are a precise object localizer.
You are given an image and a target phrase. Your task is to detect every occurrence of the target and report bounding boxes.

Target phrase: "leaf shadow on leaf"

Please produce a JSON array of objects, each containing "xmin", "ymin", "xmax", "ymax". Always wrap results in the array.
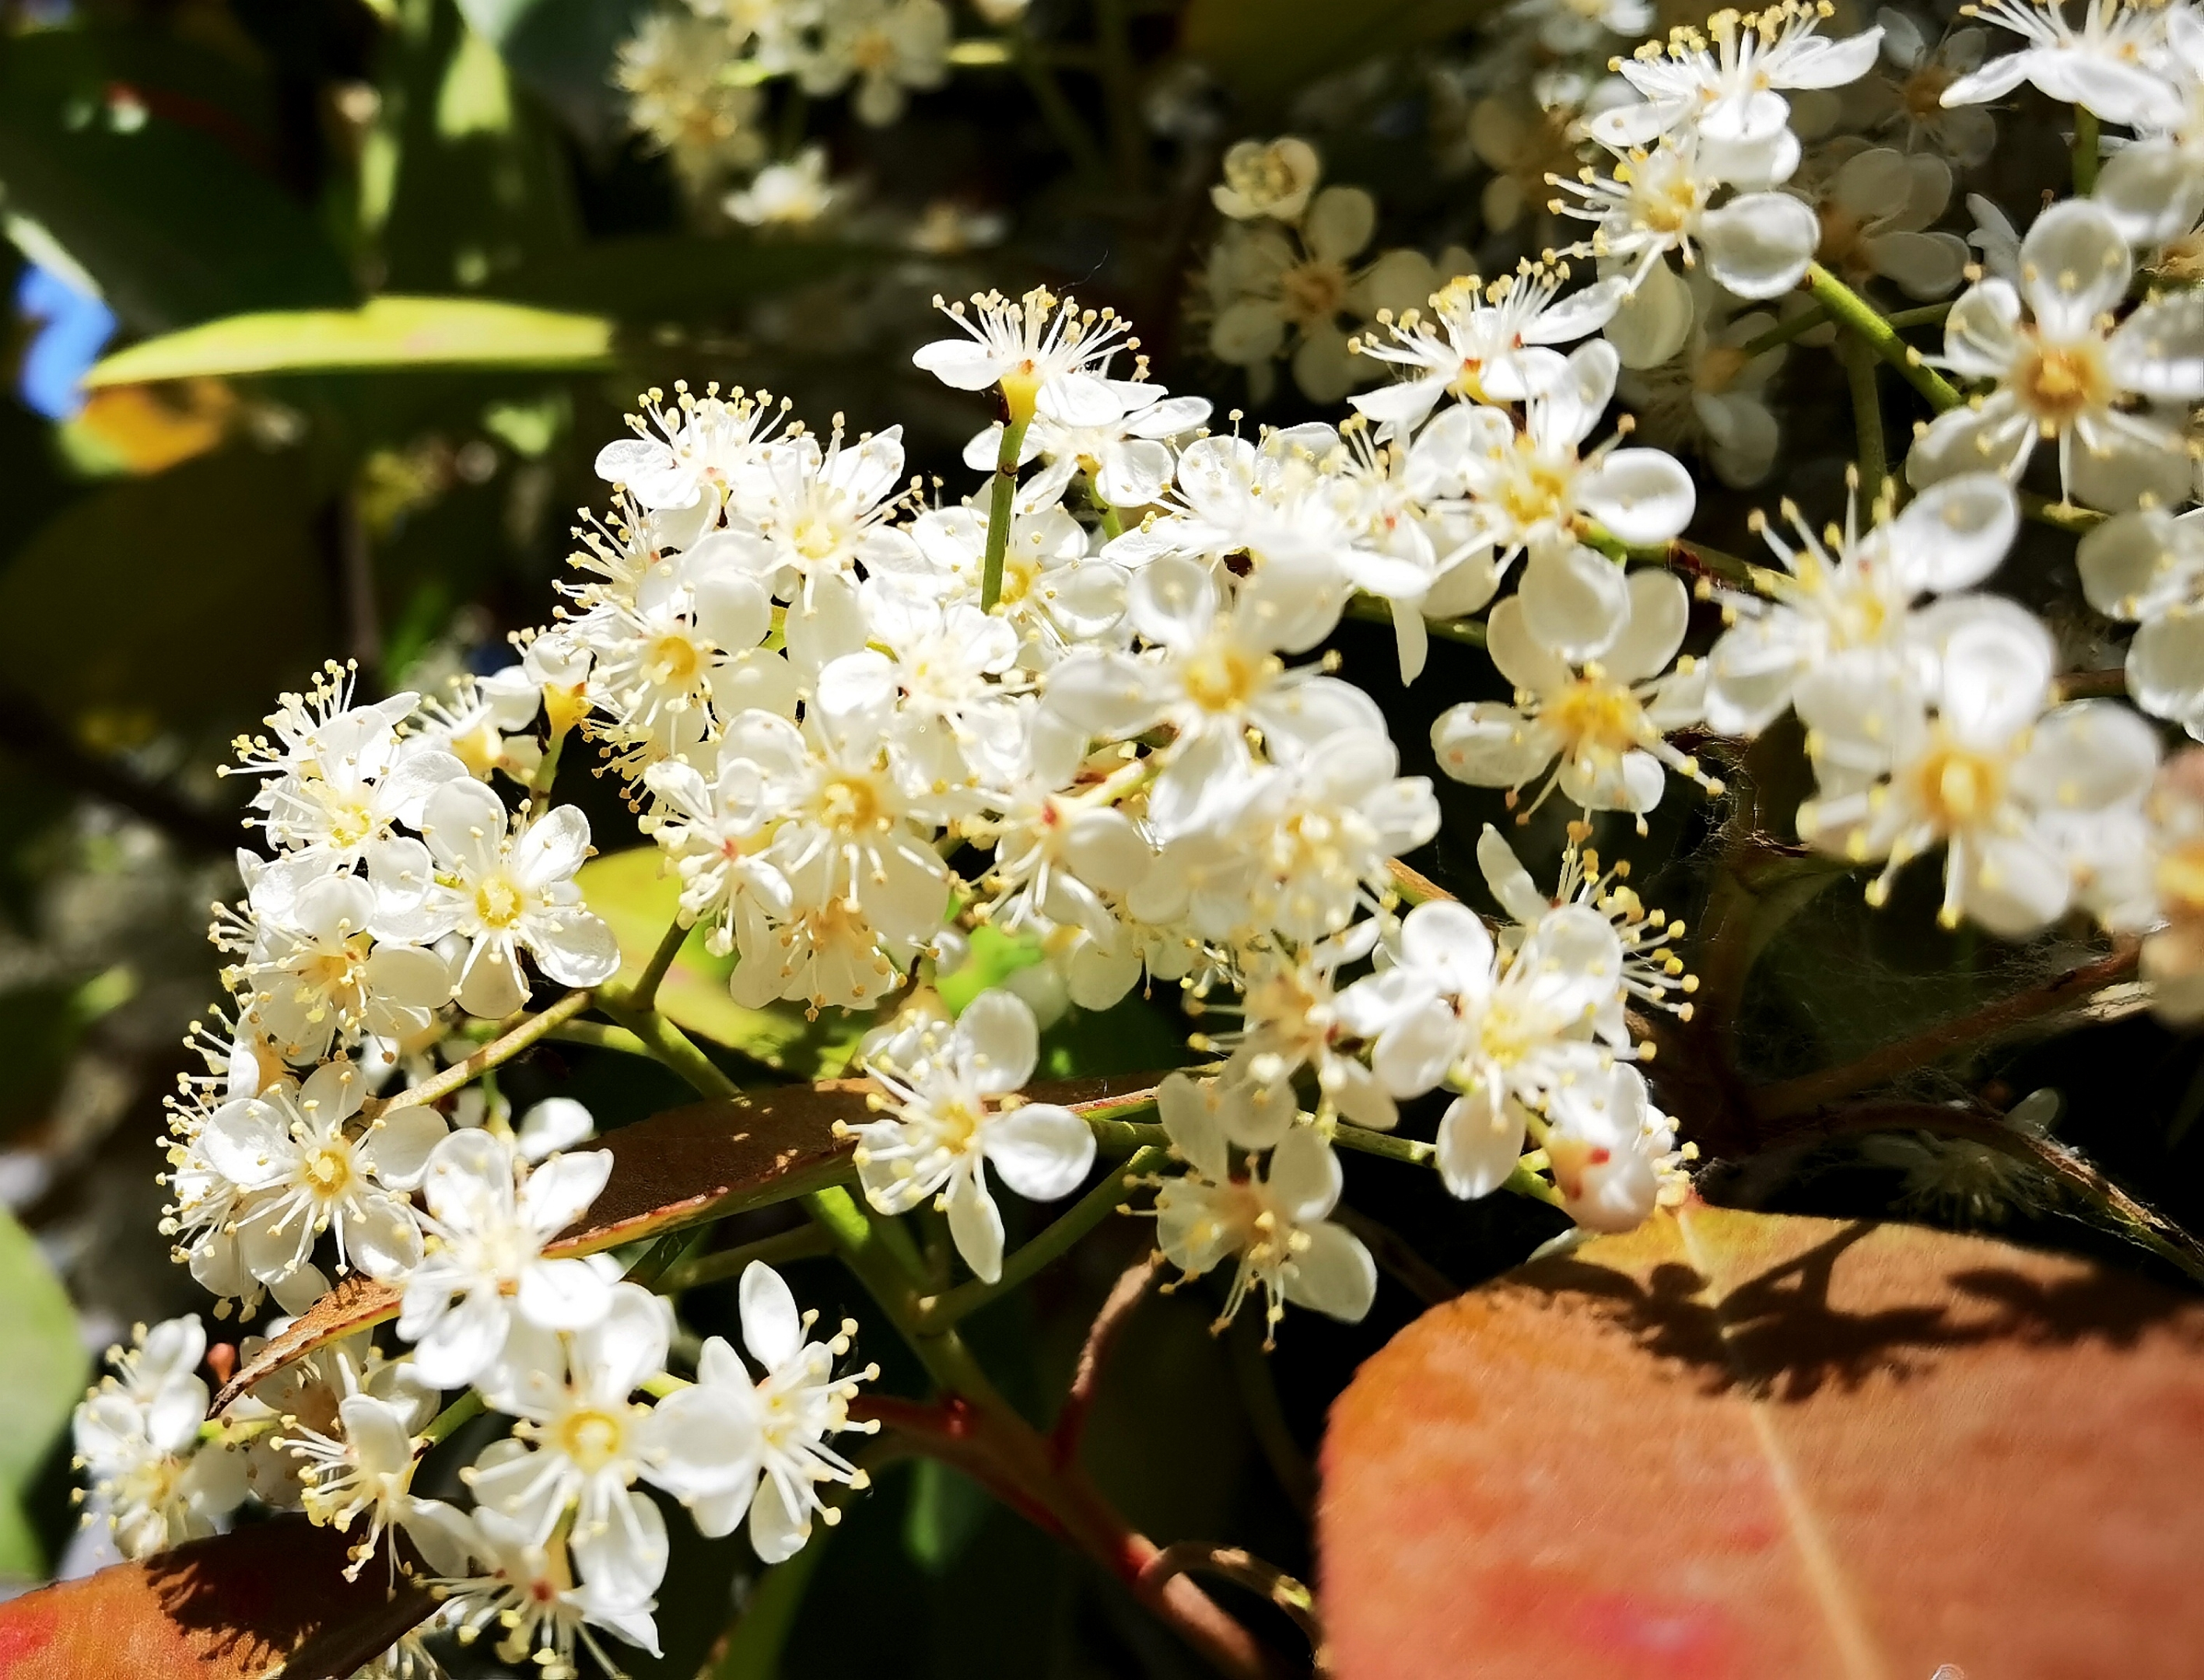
[{"xmin": 1526, "ymin": 1220, "xmax": 2204, "ymax": 1405}]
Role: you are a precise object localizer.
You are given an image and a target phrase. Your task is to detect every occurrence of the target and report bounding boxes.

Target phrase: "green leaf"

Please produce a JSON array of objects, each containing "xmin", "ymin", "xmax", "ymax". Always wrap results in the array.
[
  {"xmin": 902, "ymin": 1458, "xmax": 990, "ymax": 1576},
  {"xmin": 937, "ymin": 925, "xmax": 1046, "ymax": 1016},
  {"xmin": 82, "ymin": 296, "xmax": 613, "ymax": 387},
  {"xmin": 1179, "ymin": 0, "xmax": 1492, "ymax": 112},
  {"xmin": 0, "ymin": 446, "xmax": 335, "ymax": 740},
  {"xmin": 0, "ymin": 1202, "xmax": 85, "ymax": 1578},
  {"xmin": 578, "ymin": 846, "xmax": 867, "ymax": 1079},
  {"xmin": 493, "ymin": 235, "xmax": 876, "ymax": 322},
  {"xmin": 0, "ymin": 29, "xmax": 357, "ymax": 331}
]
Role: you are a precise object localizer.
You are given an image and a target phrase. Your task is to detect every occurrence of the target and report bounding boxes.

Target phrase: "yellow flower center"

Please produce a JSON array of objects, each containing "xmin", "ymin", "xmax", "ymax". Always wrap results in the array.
[
  {"xmin": 1278, "ymin": 260, "xmax": 1351, "ymax": 328},
  {"xmin": 1915, "ymin": 743, "xmax": 2003, "ymax": 832},
  {"xmin": 2015, "ymin": 339, "xmax": 2111, "ymax": 429},
  {"xmin": 1545, "ymin": 676, "xmax": 1645, "ymax": 758},
  {"xmin": 475, "ymin": 874, "xmax": 524, "ymax": 929},
  {"xmin": 304, "ymin": 1146, "xmax": 352, "ymax": 1195},
  {"xmin": 557, "ymin": 1409, "xmax": 627, "ymax": 1475},
  {"xmin": 2157, "ymin": 842, "xmax": 2204, "ymax": 915},
  {"xmin": 647, "ymin": 632, "xmax": 704, "ymax": 688},
  {"xmin": 820, "ymin": 773, "xmax": 887, "ymax": 832},
  {"xmin": 1182, "ymin": 639, "xmax": 1265, "ymax": 713}
]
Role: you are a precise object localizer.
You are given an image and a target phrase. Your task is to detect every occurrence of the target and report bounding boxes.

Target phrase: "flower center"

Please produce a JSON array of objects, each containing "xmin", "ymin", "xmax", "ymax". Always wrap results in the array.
[
  {"xmin": 1915, "ymin": 743, "xmax": 2004, "ymax": 832},
  {"xmin": 793, "ymin": 513, "xmax": 846, "ymax": 562},
  {"xmin": 327, "ymin": 800, "xmax": 376, "ymax": 849},
  {"xmin": 304, "ymin": 1145, "xmax": 353, "ymax": 1195},
  {"xmin": 1545, "ymin": 676, "xmax": 1644, "ymax": 757},
  {"xmin": 1902, "ymin": 63, "xmax": 1955, "ymax": 122},
  {"xmin": 1501, "ymin": 440, "xmax": 1574, "ymax": 530},
  {"xmin": 557, "ymin": 1408, "xmax": 629, "ymax": 1475},
  {"xmin": 475, "ymin": 874, "xmax": 525, "ymax": 929},
  {"xmin": 820, "ymin": 772, "xmax": 887, "ymax": 832},
  {"xmin": 1694, "ymin": 344, "xmax": 1750, "ymax": 396},
  {"xmin": 2157, "ymin": 842, "xmax": 2204, "ymax": 915},
  {"xmin": 1182, "ymin": 639, "xmax": 1265, "ymax": 713},
  {"xmin": 647, "ymin": 632, "xmax": 705, "ymax": 688},
  {"xmin": 1278, "ymin": 260, "xmax": 1350, "ymax": 328},
  {"xmin": 2014, "ymin": 338, "xmax": 2111, "ymax": 428}
]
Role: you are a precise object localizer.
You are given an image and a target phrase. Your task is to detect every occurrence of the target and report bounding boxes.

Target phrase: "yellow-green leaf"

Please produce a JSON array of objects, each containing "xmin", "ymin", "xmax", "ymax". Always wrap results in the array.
[
  {"xmin": 82, "ymin": 295, "xmax": 613, "ymax": 387},
  {"xmin": 576, "ymin": 846, "xmax": 867, "ymax": 1078}
]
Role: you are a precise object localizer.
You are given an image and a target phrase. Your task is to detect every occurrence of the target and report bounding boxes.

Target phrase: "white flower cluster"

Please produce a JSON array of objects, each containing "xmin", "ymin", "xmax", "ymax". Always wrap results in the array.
[{"xmin": 616, "ymin": 0, "xmax": 948, "ymax": 206}]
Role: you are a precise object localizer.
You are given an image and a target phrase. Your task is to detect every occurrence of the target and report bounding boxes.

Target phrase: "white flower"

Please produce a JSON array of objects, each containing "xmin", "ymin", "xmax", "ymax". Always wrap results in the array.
[
  {"xmin": 618, "ymin": 12, "xmax": 766, "ymax": 195},
  {"xmin": 903, "ymin": 492, "xmax": 1129, "ymax": 663},
  {"xmin": 1205, "ymin": 191, "xmax": 1446, "ymax": 403},
  {"xmin": 1806, "ymin": 144, "xmax": 1971, "ymax": 302},
  {"xmin": 410, "ymin": 667, "xmax": 544, "ymax": 786},
  {"xmin": 1351, "ymin": 264, "xmax": 1627, "ymax": 432},
  {"xmin": 1854, "ymin": 12, "xmax": 1998, "ymax": 167},
  {"xmin": 913, "ymin": 287, "xmax": 1137, "ymax": 424},
  {"xmin": 708, "ymin": 707, "xmax": 951, "ymax": 1010},
  {"xmin": 1592, "ymin": 3, "xmax": 1884, "ymax": 185},
  {"xmin": 2139, "ymin": 748, "xmax": 2204, "ymax": 1020},
  {"xmin": 1796, "ymin": 598, "xmax": 2160, "ymax": 935},
  {"xmin": 1197, "ymin": 944, "xmax": 1403, "ymax": 1131},
  {"xmin": 388, "ymin": 781, "xmax": 621, "ymax": 1020},
  {"xmin": 280, "ymin": 1391, "xmax": 433, "ymax": 1580},
  {"xmin": 594, "ymin": 385, "xmax": 787, "ymax": 534},
  {"xmin": 1337, "ymin": 898, "xmax": 1624, "ymax": 1199},
  {"xmin": 1474, "ymin": 823, "xmax": 1696, "ymax": 1042},
  {"xmin": 1940, "ymin": 0, "xmax": 2181, "ymax": 127},
  {"xmin": 1431, "ymin": 571, "xmax": 1715, "ymax": 821},
  {"xmin": 470, "ymin": 1284, "xmax": 681, "ymax": 1608},
  {"xmin": 725, "ymin": 146, "xmax": 839, "ymax": 227},
  {"xmin": 421, "ymin": 1503, "xmax": 661, "ymax": 1675},
  {"xmin": 396, "ymin": 1129, "xmax": 616, "ymax": 1390},
  {"xmin": 719, "ymin": 426, "xmax": 919, "ymax": 625},
  {"xmin": 1551, "ymin": 132, "xmax": 1823, "ymax": 300},
  {"xmin": 240, "ymin": 874, "xmax": 452, "ymax": 1065},
  {"xmin": 821, "ymin": 589, "xmax": 1028, "ymax": 804},
  {"xmin": 1043, "ymin": 554, "xmax": 1385, "ymax": 841},
  {"xmin": 1508, "ymin": 0, "xmax": 1651, "ymax": 54},
  {"xmin": 648, "ymin": 1262, "xmax": 876, "ymax": 1562},
  {"xmin": 1211, "ymin": 135, "xmax": 1323, "ymax": 221},
  {"xmin": 1910, "ymin": 199, "xmax": 2204, "ymax": 509},
  {"xmin": 74, "ymin": 1317, "xmax": 247, "ymax": 1559},
  {"xmin": 1614, "ymin": 288, "xmax": 1788, "ymax": 488},
  {"xmin": 964, "ymin": 380, "xmax": 1214, "ymax": 513},
  {"xmin": 1153, "ymin": 1087, "xmax": 1375, "ymax": 1337},
  {"xmin": 799, "ymin": 0, "xmax": 949, "ymax": 127},
  {"xmin": 198, "ymin": 1061, "xmax": 445, "ymax": 1287},
  {"xmin": 1444, "ymin": 341, "xmax": 1698, "ymax": 622},
  {"xmin": 2079, "ymin": 506, "xmax": 2204, "ymax": 735},
  {"xmin": 1543, "ymin": 1062, "xmax": 1688, "ymax": 1231},
  {"xmin": 851, "ymin": 989, "xmax": 1096, "ymax": 1283},
  {"xmin": 1705, "ymin": 472, "xmax": 2019, "ymax": 736}
]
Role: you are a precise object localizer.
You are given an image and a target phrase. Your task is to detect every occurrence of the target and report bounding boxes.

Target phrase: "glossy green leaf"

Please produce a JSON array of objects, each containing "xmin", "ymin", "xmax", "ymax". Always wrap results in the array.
[
  {"xmin": 0, "ymin": 30, "xmax": 357, "ymax": 331},
  {"xmin": 1179, "ymin": 0, "xmax": 1491, "ymax": 112},
  {"xmin": 82, "ymin": 296, "xmax": 613, "ymax": 388},
  {"xmin": 578, "ymin": 846, "xmax": 867, "ymax": 1078},
  {"xmin": 1321, "ymin": 1204, "xmax": 2204, "ymax": 1679},
  {"xmin": 0, "ymin": 447, "xmax": 334, "ymax": 738},
  {"xmin": 0, "ymin": 1203, "xmax": 85, "ymax": 1580}
]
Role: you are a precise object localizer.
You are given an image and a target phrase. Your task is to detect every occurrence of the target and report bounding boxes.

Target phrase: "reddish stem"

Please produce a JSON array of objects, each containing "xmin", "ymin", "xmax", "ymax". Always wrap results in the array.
[{"xmin": 1051, "ymin": 1251, "xmax": 1163, "ymax": 1465}]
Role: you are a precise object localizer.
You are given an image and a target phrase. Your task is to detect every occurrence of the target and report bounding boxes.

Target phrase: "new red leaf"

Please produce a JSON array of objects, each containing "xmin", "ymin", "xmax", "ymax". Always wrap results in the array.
[
  {"xmin": 1319, "ymin": 1203, "xmax": 2204, "ymax": 1680},
  {"xmin": 0, "ymin": 1519, "xmax": 430, "ymax": 1680}
]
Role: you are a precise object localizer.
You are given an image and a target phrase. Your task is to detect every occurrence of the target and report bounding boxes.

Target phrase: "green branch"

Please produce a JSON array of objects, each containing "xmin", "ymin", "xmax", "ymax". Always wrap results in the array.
[{"xmin": 1807, "ymin": 263, "xmax": 1962, "ymax": 412}]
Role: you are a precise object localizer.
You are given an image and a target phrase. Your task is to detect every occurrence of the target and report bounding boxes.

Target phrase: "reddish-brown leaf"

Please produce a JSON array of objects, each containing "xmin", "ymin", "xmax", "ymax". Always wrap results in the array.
[
  {"xmin": 1319, "ymin": 1203, "xmax": 2204, "ymax": 1680},
  {"xmin": 0, "ymin": 1518, "xmax": 430, "ymax": 1680},
  {"xmin": 212, "ymin": 1071, "xmax": 1167, "ymax": 1413}
]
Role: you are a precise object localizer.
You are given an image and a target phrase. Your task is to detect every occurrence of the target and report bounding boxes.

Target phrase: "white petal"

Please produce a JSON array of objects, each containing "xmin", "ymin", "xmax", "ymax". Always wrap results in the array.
[
  {"xmin": 944, "ymin": 1167, "xmax": 1006, "ymax": 1284},
  {"xmin": 1435, "ymin": 1090, "xmax": 1527, "ymax": 1199},
  {"xmin": 983, "ymin": 1103, "xmax": 1095, "ymax": 1201},
  {"xmin": 1700, "ymin": 194, "xmax": 1820, "ymax": 299}
]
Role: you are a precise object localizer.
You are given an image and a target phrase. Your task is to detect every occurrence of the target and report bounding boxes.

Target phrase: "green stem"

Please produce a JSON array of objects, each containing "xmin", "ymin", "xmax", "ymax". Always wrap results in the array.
[
  {"xmin": 658, "ymin": 1223, "xmax": 835, "ymax": 1293},
  {"xmin": 629, "ymin": 912, "xmax": 689, "ymax": 1016},
  {"xmin": 372, "ymin": 989, "xmax": 591, "ymax": 1115},
  {"xmin": 1839, "ymin": 332, "xmax": 1887, "ymax": 501},
  {"xmin": 418, "ymin": 1391, "xmax": 484, "ymax": 1448},
  {"xmin": 1009, "ymin": 31, "xmax": 1107, "ymax": 180},
  {"xmin": 2074, "ymin": 105, "xmax": 2101, "ymax": 195},
  {"xmin": 595, "ymin": 994, "xmax": 739, "ymax": 1099},
  {"xmin": 980, "ymin": 416, "xmax": 1032, "ymax": 612},
  {"xmin": 917, "ymin": 1145, "xmax": 1170, "ymax": 1331},
  {"xmin": 1884, "ymin": 302, "xmax": 1954, "ymax": 331},
  {"xmin": 1735, "ymin": 303, "xmax": 1829, "ymax": 360},
  {"xmin": 1093, "ymin": 0, "xmax": 1148, "ymax": 189},
  {"xmin": 1807, "ymin": 263, "xmax": 1962, "ymax": 411},
  {"xmin": 1344, "ymin": 593, "xmax": 1486, "ymax": 646},
  {"xmin": 527, "ymin": 730, "xmax": 566, "ymax": 820},
  {"xmin": 545, "ymin": 1019, "xmax": 653, "ymax": 1059}
]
